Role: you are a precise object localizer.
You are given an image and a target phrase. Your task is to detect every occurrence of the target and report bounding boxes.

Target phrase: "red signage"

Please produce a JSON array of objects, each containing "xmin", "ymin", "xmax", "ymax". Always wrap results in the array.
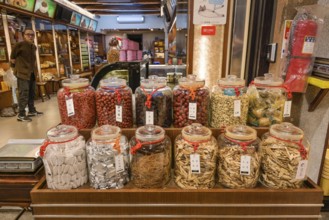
[{"xmin": 201, "ymin": 26, "xmax": 216, "ymax": 35}]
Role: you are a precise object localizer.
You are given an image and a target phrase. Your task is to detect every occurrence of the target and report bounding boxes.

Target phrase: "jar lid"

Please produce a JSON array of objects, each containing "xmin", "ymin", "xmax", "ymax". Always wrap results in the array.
[
  {"xmin": 141, "ymin": 75, "xmax": 166, "ymax": 88},
  {"xmin": 270, "ymin": 122, "xmax": 304, "ymax": 141},
  {"xmin": 176, "ymin": 72, "xmax": 183, "ymax": 76},
  {"xmin": 182, "ymin": 123, "xmax": 212, "ymax": 142},
  {"xmin": 100, "ymin": 77, "xmax": 126, "ymax": 87},
  {"xmin": 62, "ymin": 75, "xmax": 89, "ymax": 88},
  {"xmin": 136, "ymin": 125, "xmax": 165, "ymax": 142},
  {"xmin": 47, "ymin": 125, "xmax": 78, "ymax": 142},
  {"xmin": 254, "ymin": 73, "xmax": 283, "ymax": 86},
  {"xmin": 167, "ymin": 72, "xmax": 175, "ymax": 76},
  {"xmin": 178, "ymin": 75, "xmax": 205, "ymax": 88},
  {"xmin": 225, "ymin": 125, "xmax": 257, "ymax": 141},
  {"xmin": 218, "ymin": 75, "xmax": 245, "ymax": 87},
  {"xmin": 92, "ymin": 125, "xmax": 121, "ymax": 141}
]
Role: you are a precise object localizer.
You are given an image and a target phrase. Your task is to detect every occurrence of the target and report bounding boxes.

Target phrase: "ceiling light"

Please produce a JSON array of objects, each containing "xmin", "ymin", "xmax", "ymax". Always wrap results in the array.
[{"xmin": 117, "ymin": 15, "xmax": 145, "ymax": 23}]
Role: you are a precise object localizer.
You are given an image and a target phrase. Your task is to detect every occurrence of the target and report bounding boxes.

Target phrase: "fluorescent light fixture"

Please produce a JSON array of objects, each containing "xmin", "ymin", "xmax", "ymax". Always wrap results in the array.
[{"xmin": 117, "ymin": 15, "xmax": 145, "ymax": 24}]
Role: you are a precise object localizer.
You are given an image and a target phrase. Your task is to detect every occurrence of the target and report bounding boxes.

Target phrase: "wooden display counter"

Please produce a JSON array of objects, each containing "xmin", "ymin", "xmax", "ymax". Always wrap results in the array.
[{"xmin": 30, "ymin": 128, "xmax": 324, "ymax": 219}]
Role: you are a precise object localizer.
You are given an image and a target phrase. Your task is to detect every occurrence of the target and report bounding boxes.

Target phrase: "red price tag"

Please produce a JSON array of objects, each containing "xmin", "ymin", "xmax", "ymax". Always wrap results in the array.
[{"xmin": 201, "ymin": 26, "xmax": 216, "ymax": 35}]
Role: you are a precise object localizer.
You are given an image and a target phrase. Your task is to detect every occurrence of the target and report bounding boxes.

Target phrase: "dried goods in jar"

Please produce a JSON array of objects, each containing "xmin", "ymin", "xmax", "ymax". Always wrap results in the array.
[
  {"xmin": 95, "ymin": 78, "xmax": 133, "ymax": 128},
  {"xmin": 260, "ymin": 123, "xmax": 309, "ymax": 189},
  {"xmin": 57, "ymin": 75, "xmax": 96, "ymax": 129},
  {"xmin": 174, "ymin": 123, "xmax": 218, "ymax": 189},
  {"xmin": 173, "ymin": 76, "xmax": 210, "ymax": 128},
  {"xmin": 218, "ymin": 125, "xmax": 261, "ymax": 189}
]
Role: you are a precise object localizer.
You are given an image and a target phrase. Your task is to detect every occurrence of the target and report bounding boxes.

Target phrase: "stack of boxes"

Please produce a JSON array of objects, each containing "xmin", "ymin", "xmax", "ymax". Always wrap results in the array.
[{"xmin": 120, "ymin": 39, "xmax": 143, "ymax": 62}]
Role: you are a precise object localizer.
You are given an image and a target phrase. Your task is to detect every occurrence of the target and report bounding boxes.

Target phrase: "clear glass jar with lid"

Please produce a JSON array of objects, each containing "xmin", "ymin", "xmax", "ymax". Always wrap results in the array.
[
  {"xmin": 135, "ymin": 76, "xmax": 172, "ymax": 127},
  {"xmin": 173, "ymin": 75, "xmax": 210, "ymax": 128},
  {"xmin": 210, "ymin": 75, "xmax": 249, "ymax": 129},
  {"xmin": 86, "ymin": 125, "xmax": 130, "ymax": 189},
  {"xmin": 247, "ymin": 73, "xmax": 290, "ymax": 127},
  {"xmin": 174, "ymin": 123, "xmax": 218, "ymax": 189},
  {"xmin": 39, "ymin": 125, "xmax": 87, "ymax": 190},
  {"xmin": 57, "ymin": 75, "xmax": 96, "ymax": 129},
  {"xmin": 260, "ymin": 122, "xmax": 310, "ymax": 189},
  {"xmin": 95, "ymin": 77, "xmax": 133, "ymax": 128},
  {"xmin": 129, "ymin": 125, "xmax": 171, "ymax": 188},
  {"xmin": 218, "ymin": 125, "xmax": 261, "ymax": 189}
]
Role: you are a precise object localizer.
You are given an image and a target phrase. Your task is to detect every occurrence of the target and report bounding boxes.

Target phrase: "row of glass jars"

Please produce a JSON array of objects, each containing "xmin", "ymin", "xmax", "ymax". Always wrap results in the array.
[
  {"xmin": 39, "ymin": 122, "xmax": 309, "ymax": 190},
  {"xmin": 57, "ymin": 74, "xmax": 291, "ymax": 129}
]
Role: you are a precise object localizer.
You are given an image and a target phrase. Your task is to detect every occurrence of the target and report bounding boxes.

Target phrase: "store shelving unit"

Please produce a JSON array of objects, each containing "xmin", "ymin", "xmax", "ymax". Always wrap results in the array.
[{"xmin": 154, "ymin": 40, "xmax": 165, "ymax": 64}]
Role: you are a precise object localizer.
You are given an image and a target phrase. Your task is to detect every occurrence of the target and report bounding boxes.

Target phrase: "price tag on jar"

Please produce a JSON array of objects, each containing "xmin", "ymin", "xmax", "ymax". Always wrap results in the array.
[
  {"xmin": 295, "ymin": 160, "xmax": 308, "ymax": 180},
  {"xmin": 188, "ymin": 102, "xmax": 197, "ymax": 120},
  {"xmin": 146, "ymin": 111, "xmax": 154, "ymax": 125},
  {"xmin": 240, "ymin": 155, "xmax": 251, "ymax": 175},
  {"xmin": 65, "ymin": 95, "xmax": 75, "ymax": 117},
  {"xmin": 115, "ymin": 154, "xmax": 125, "ymax": 174},
  {"xmin": 190, "ymin": 153, "xmax": 201, "ymax": 173},
  {"xmin": 115, "ymin": 105, "xmax": 123, "ymax": 122},
  {"xmin": 283, "ymin": 100, "xmax": 292, "ymax": 117},
  {"xmin": 234, "ymin": 100, "xmax": 241, "ymax": 117}
]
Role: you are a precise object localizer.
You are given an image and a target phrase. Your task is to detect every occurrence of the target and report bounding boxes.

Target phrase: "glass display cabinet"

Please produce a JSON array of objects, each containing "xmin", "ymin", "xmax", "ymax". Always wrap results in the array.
[
  {"xmin": 54, "ymin": 24, "xmax": 70, "ymax": 77},
  {"xmin": 68, "ymin": 28, "xmax": 81, "ymax": 74}
]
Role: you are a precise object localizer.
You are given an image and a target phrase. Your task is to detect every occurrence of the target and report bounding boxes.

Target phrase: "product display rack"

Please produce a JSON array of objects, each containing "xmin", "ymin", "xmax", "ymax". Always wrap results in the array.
[
  {"xmin": 80, "ymin": 32, "xmax": 90, "ymax": 72},
  {"xmin": 30, "ymin": 128, "xmax": 323, "ymax": 220},
  {"xmin": 154, "ymin": 40, "xmax": 165, "ymax": 64},
  {"xmin": 69, "ymin": 28, "xmax": 82, "ymax": 74}
]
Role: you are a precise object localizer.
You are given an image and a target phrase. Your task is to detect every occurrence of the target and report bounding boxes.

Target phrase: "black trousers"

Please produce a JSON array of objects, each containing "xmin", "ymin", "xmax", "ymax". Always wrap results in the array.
[{"xmin": 17, "ymin": 73, "xmax": 36, "ymax": 116}]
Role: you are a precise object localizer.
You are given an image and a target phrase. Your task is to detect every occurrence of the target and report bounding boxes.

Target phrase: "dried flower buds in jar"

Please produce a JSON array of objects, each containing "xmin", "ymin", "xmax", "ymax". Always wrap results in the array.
[
  {"xmin": 95, "ymin": 78, "xmax": 133, "ymax": 128},
  {"xmin": 129, "ymin": 125, "xmax": 171, "ymax": 188},
  {"xmin": 173, "ymin": 75, "xmax": 210, "ymax": 128},
  {"xmin": 210, "ymin": 75, "xmax": 248, "ymax": 129},
  {"xmin": 247, "ymin": 73, "xmax": 292, "ymax": 127},
  {"xmin": 39, "ymin": 125, "xmax": 88, "ymax": 190},
  {"xmin": 260, "ymin": 123, "xmax": 310, "ymax": 189},
  {"xmin": 174, "ymin": 123, "xmax": 218, "ymax": 189},
  {"xmin": 57, "ymin": 75, "xmax": 96, "ymax": 129},
  {"xmin": 135, "ymin": 76, "xmax": 172, "ymax": 127},
  {"xmin": 218, "ymin": 125, "xmax": 261, "ymax": 189},
  {"xmin": 86, "ymin": 125, "xmax": 130, "ymax": 189}
]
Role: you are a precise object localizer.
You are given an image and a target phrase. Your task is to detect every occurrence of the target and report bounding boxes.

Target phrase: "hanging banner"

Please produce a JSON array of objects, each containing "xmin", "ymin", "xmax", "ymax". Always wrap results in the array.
[{"xmin": 193, "ymin": 0, "xmax": 227, "ymax": 25}]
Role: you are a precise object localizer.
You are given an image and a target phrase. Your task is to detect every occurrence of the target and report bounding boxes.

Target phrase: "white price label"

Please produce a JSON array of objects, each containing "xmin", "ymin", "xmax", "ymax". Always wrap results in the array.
[
  {"xmin": 190, "ymin": 153, "xmax": 201, "ymax": 174},
  {"xmin": 240, "ymin": 155, "xmax": 251, "ymax": 175},
  {"xmin": 295, "ymin": 160, "xmax": 308, "ymax": 180},
  {"xmin": 115, "ymin": 154, "xmax": 125, "ymax": 174},
  {"xmin": 115, "ymin": 105, "xmax": 123, "ymax": 122},
  {"xmin": 283, "ymin": 101, "xmax": 292, "ymax": 117},
  {"xmin": 65, "ymin": 96, "xmax": 75, "ymax": 117},
  {"xmin": 146, "ymin": 111, "xmax": 154, "ymax": 125},
  {"xmin": 234, "ymin": 100, "xmax": 241, "ymax": 117},
  {"xmin": 188, "ymin": 102, "xmax": 197, "ymax": 120}
]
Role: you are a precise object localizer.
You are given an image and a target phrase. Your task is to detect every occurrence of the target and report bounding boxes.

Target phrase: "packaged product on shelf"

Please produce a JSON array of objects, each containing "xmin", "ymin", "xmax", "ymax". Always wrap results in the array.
[
  {"xmin": 107, "ymin": 37, "xmax": 120, "ymax": 64},
  {"xmin": 173, "ymin": 75, "xmax": 210, "ymax": 128},
  {"xmin": 129, "ymin": 125, "xmax": 171, "ymax": 188},
  {"xmin": 39, "ymin": 125, "xmax": 87, "ymax": 190},
  {"xmin": 135, "ymin": 76, "xmax": 172, "ymax": 127},
  {"xmin": 260, "ymin": 122, "xmax": 310, "ymax": 189},
  {"xmin": 119, "ymin": 50, "xmax": 127, "ymax": 62},
  {"xmin": 247, "ymin": 73, "xmax": 292, "ymax": 127},
  {"xmin": 137, "ymin": 50, "xmax": 143, "ymax": 60},
  {"xmin": 57, "ymin": 75, "xmax": 96, "ymax": 129},
  {"xmin": 174, "ymin": 123, "xmax": 218, "ymax": 189},
  {"xmin": 95, "ymin": 78, "xmax": 133, "ymax": 128},
  {"xmin": 210, "ymin": 75, "xmax": 248, "ymax": 129},
  {"xmin": 86, "ymin": 125, "xmax": 130, "ymax": 189},
  {"xmin": 218, "ymin": 125, "xmax": 261, "ymax": 189}
]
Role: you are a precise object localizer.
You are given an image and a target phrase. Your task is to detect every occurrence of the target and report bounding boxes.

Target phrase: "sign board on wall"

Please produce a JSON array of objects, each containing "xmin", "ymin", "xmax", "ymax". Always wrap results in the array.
[
  {"xmin": 70, "ymin": 11, "xmax": 81, "ymax": 26},
  {"xmin": 34, "ymin": 0, "xmax": 57, "ymax": 18},
  {"xmin": 5, "ymin": 0, "xmax": 36, "ymax": 12},
  {"xmin": 193, "ymin": 0, "xmax": 227, "ymax": 25},
  {"xmin": 201, "ymin": 26, "xmax": 216, "ymax": 35}
]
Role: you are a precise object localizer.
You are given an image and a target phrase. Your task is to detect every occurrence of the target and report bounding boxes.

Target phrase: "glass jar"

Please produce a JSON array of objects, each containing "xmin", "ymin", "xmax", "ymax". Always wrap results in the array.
[
  {"xmin": 218, "ymin": 125, "xmax": 261, "ymax": 189},
  {"xmin": 107, "ymin": 38, "xmax": 120, "ymax": 64},
  {"xmin": 247, "ymin": 73, "xmax": 289, "ymax": 127},
  {"xmin": 57, "ymin": 75, "xmax": 96, "ymax": 129},
  {"xmin": 166, "ymin": 72, "xmax": 175, "ymax": 83},
  {"xmin": 129, "ymin": 125, "xmax": 171, "ymax": 188},
  {"xmin": 174, "ymin": 123, "xmax": 218, "ymax": 189},
  {"xmin": 210, "ymin": 75, "xmax": 249, "ymax": 129},
  {"xmin": 135, "ymin": 76, "xmax": 173, "ymax": 127},
  {"xmin": 95, "ymin": 78, "xmax": 133, "ymax": 128},
  {"xmin": 260, "ymin": 122, "xmax": 310, "ymax": 189},
  {"xmin": 39, "ymin": 125, "xmax": 87, "ymax": 190},
  {"xmin": 86, "ymin": 125, "xmax": 130, "ymax": 189},
  {"xmin": 173, "ymin": 75, "xmax": 210, "ymax": 128}
]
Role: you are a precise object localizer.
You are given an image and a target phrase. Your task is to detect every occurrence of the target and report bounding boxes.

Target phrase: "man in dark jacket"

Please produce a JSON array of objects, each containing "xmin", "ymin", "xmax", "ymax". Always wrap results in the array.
[{"xmin": 10, "ymin": 28, "xmax": 43, "ymax": 122}]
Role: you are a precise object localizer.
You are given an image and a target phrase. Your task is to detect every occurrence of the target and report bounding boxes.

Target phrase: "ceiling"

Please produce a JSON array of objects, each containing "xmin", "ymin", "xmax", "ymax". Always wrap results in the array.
[{"xmin": 69, "ymin": 0, "xmax": 188, "ymax": 16}]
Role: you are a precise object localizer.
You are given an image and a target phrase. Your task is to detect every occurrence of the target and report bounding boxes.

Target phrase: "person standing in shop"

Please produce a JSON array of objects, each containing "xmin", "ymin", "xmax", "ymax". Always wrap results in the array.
[{"xmin": 10, "ymin": 28, "xmax": 43, "ymax": 122}]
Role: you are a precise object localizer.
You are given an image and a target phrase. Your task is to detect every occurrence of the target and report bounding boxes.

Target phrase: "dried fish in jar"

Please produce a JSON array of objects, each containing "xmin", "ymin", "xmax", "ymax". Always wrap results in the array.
[
  {"xmin": 260, "ymin": 123, "xmax": 310, "ymax": 189},
  {"xmin": 218, "ymin": 125, "xmax": 261, "ymax": 188},
  {"xmin": 174, "ymin": 123, "xmax": 218, "ymax": 189}
]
